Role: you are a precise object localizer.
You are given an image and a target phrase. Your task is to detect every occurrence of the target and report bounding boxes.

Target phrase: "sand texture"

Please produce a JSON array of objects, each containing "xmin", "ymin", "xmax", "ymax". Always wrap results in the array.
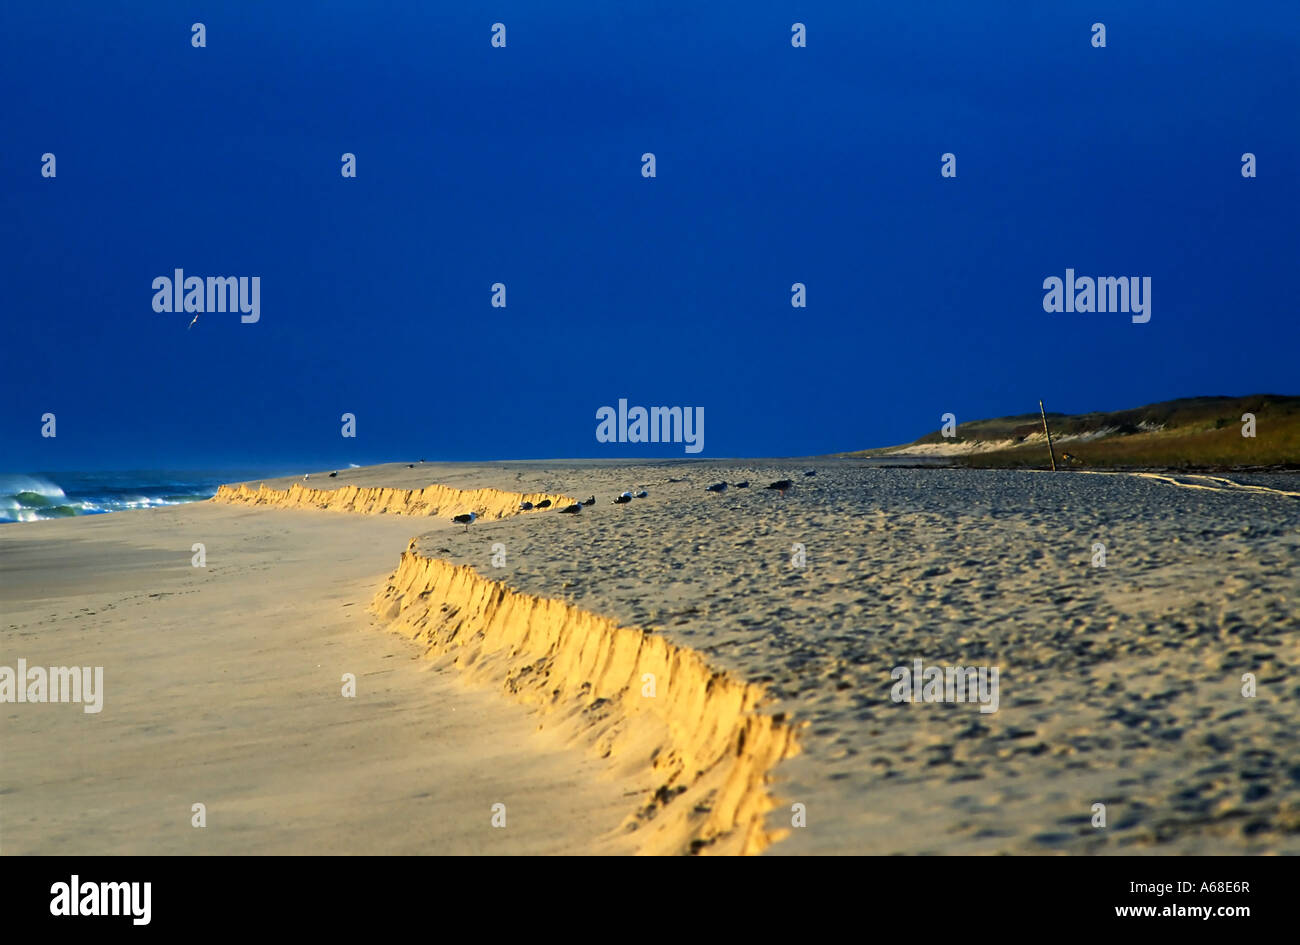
[
  {"xmin": 4, "ymin": 460, "xmax": 1297, "ymax": 854},
  {"xmin": 0, "ymin": 498, "xmax": 642, "ymax": 854},
  {"xmin": 346, "ymin": 461, "xmax": 1300, "ymax": 854},
  {"xmin": 373, "ymin": 552, "xmax": 799, "ymax": 855}
]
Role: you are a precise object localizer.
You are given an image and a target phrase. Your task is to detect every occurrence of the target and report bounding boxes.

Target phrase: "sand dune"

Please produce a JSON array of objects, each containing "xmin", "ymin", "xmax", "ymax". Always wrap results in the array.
[
  {"xmin": 281, "ymin": 460, "xmax": 1300, "ymax": 854},
  {"xmin": 373, "ymin": 551, "xmax": 799, "ymax": 855},
  {"xmin": 5, "ymin": 459, "xmax": 1297, "ymax": 855},
  {"xmin": 215, "ymin": 480, "xmax": 575, "ymax": 520}
]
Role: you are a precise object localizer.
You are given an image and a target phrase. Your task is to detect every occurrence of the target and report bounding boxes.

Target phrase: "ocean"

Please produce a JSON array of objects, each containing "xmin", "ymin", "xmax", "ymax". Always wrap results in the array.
[{"xmin": 0, "ymin": 471, "xmax": 288, "ymax": 523}]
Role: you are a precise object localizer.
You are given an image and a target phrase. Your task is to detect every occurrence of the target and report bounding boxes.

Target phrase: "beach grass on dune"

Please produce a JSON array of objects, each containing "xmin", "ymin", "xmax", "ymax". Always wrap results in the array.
[{"xmin": 852, "ymin": 394, "xmax": 1300, "ymax": 470}]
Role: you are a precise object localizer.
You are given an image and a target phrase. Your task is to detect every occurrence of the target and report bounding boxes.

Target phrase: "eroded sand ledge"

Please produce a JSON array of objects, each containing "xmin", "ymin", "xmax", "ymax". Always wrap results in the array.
[
  {"xmin": 373, "ymin": 549, "xmax": 800, "ymax": 855},
  {"xmin": 212, "ymin": 480, "xmax": 801, "ymax": 855},
  {"xmin": 214, "ymin": 482, "xmax": 576, "ymax": 519}
]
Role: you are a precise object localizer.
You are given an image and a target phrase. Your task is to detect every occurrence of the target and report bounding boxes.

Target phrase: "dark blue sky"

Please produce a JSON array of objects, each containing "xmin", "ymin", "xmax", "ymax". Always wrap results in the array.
[{"xmin": 3, "ymin": 1, "xmax": 1297, "ymax": 469}]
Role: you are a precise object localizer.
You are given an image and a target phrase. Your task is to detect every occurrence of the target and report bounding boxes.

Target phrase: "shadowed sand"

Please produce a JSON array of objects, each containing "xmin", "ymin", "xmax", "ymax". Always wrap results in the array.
[
  {"xmin": 0, "ymin": 499, "xmax": 641, "ymax": 854},
  {"xmin": 4, "ymin": 460, "xmax": 1298, "ymax": 854}
]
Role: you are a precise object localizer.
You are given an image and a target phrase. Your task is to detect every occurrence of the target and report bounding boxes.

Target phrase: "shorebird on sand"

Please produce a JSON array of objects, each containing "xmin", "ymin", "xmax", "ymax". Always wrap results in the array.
[
  {"xmin": 706, "ymin": 482, "xmax": 727, "ymax": 493},
  {"xmin": 766, "ymin": 479, "xmax": 793, "ymax": 496},
  {"xmin": 558, "ymin": 503, "xmax": 582, "ymax": 514},
  {"xmin": 613, "ymin": 492, "xmax": 633, "ymax": 504},
  {"xmin": 452, "ymin": 511, "xmax": 477, "ymax": 532}
]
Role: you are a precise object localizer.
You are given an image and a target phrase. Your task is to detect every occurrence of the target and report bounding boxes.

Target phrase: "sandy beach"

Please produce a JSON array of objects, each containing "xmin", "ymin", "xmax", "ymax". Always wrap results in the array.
[
  {"xmin": 0, "ymin": 491, "xmax": 641, "ymax": 854},
  {"xmin": 3, "ymin": 460, "xmax": 1297, "ymax": 855}
]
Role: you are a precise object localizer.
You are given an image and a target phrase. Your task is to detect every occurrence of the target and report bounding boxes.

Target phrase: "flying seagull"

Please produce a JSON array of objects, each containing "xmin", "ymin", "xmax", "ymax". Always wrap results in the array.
[
  {"xmin": 766, "ymin": 479, "xmax": 793, "ymax": 496},
  {"xmin": 187, "ymin": 314, "xmax": 200, "ymax": 330},
  {"xmin": 452, "ymin": 511, "xmax": 477, "ymax": 532}
]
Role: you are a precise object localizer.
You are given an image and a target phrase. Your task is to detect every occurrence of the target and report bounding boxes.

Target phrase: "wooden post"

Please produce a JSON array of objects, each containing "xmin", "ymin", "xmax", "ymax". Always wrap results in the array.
[{"xmin": 1039, "ymin": 399, "xmax": 1057, "ymax": 471}]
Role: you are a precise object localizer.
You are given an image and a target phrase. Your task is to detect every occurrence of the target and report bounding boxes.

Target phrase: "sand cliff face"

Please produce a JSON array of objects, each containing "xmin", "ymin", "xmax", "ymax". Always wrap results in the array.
[
  {"xmin": 213, "ymin": 478, "xmax": 801, "ymax": 854},
  {"xmin": 213, "ymin": 482, "xmax": 576, "ymax": 520},
  {"xmin": 372, "ymin": 550, "xmax": 801, "ymax": 855}
]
